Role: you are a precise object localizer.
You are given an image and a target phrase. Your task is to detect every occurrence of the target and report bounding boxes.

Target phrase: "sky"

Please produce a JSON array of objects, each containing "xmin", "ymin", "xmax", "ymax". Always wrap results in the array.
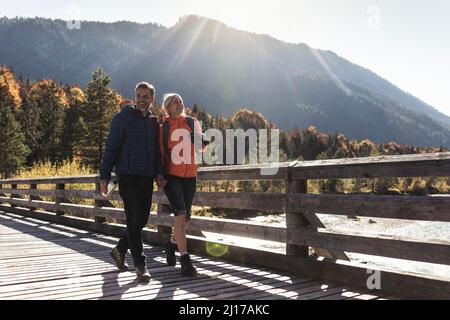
[{"xmin": 2, "ymin": 0, "xmax": 450, "ymax": 116}]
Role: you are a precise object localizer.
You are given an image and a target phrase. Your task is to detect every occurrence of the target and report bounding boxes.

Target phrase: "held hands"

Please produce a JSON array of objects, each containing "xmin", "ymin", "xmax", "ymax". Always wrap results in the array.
[{"xmin": 156, "ymin": 175, "xmax": 168, "ymax": 189}]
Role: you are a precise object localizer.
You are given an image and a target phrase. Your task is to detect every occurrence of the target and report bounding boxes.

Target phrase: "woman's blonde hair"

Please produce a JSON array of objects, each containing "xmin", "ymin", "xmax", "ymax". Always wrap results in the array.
[{"xmin": 162, "ymin": 93, "xmax": 185, "ymax": 116}]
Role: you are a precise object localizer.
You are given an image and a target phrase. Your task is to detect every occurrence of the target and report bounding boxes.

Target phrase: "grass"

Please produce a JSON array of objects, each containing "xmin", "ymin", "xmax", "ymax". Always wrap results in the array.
[{"xmin": 12, "ymin": 160, "xmax": 96, "ymax": 204}]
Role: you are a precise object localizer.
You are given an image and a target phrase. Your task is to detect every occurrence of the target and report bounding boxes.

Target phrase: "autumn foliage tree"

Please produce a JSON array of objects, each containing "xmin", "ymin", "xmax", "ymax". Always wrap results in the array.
[{"xmin": 0, "ymin": 66, "xmax": 21, "ymax": 113}]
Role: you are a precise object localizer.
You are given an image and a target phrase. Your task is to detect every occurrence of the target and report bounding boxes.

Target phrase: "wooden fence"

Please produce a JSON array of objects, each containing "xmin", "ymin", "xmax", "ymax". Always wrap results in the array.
[{"xmin": 1, "ymin": 152, "xmax": 449, "ymax": 299}]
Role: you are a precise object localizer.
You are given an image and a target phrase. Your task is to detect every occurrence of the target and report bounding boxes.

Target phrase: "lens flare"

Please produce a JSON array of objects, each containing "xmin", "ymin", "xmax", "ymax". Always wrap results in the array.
[{"xmin": 205, "ymin": 242, "xmax": 229, "ymax": 257}]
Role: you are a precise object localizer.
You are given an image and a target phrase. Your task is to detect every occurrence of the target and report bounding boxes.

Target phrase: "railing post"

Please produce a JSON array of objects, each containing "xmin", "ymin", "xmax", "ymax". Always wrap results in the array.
[
  {"xmin": 285, "ymin": 161, "xmax": 310, "ymax": 257},
  {"xmin": 285, "ymin": 176, "xmax": 310, "ymax": 257},
  {"xmin": 10, "ymin": 184, "xmax": 18, "ymax": 208},
  {"xmin": 30, "ymin": 184, "xmax": 37, "ymax": 211},
  {"xmin": 284, "ymin": 167, "xmax": 349, "ymax": 261},
  {"xmin": 55, "ymin": 183, "xmax": 65, "ymax": 216},
  {"xmin": 0, "ymin": 184, "xmax": 3, "ymax": 204},
  {"xmin": 94, "ymin": 182, "xmax": 107, "ymax": 224}
]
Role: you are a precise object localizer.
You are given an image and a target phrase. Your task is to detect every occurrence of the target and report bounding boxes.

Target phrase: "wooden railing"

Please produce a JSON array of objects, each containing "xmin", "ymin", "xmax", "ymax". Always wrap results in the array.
[{"xmin": 1, "ymin": 152, "xmax": 450, "ymax": 299}]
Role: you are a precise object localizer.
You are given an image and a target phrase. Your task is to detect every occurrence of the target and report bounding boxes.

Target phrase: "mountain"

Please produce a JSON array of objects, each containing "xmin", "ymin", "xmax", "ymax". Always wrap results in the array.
[{"xmin": 1, "ymin": 15, "xmax": 449, "ymax": 146}]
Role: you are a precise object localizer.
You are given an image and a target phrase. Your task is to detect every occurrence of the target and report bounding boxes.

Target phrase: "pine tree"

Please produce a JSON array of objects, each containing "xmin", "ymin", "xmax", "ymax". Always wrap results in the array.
[
  {"xmin": 0, "ymin": 100, "xmax": 29, "ymax": 178},
  {"xmin": 80, "ymin": 68, "xmax": 120, "ymax": 170},
  {"xmin": 60, "ymin": 86, "xmax": 86, "ymax": 161},
  {"xmin": 17, "ymin": 78, "xmax": 41, "ymax": 165},
  {"xmin": 27, "ymin": 79, "xmax": 67, "ymax": 164}
]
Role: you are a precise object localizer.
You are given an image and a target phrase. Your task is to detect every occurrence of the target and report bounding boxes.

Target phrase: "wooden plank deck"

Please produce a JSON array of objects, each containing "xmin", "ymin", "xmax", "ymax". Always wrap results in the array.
[{"xmin": 0, "ymin": 210, "xmax": 400, "ymax": 300}]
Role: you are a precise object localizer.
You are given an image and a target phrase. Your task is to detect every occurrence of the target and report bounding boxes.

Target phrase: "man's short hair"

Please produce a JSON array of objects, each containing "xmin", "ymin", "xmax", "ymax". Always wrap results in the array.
[{"xmin": 135, "ymin": 82, "xmax": 155, "ymax": 95}]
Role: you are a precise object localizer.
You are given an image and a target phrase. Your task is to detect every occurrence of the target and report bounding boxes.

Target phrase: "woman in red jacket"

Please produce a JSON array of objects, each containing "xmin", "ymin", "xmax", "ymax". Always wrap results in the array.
[{"xmin": 160, "ymin": 93, "xmax": 207, "ymax": 277}]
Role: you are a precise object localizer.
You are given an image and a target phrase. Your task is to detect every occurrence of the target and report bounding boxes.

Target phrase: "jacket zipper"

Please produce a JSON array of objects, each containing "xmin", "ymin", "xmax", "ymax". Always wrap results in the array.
[{"xmin": 144, "ymin": 115, "xmax": 149, "ymax": 176}]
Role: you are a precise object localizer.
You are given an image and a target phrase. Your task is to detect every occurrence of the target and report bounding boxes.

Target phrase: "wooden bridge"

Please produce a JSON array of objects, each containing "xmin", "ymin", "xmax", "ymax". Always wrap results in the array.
[{"xmin": 0, "ymin": 153, "xmax": 449, "ymax": 300}]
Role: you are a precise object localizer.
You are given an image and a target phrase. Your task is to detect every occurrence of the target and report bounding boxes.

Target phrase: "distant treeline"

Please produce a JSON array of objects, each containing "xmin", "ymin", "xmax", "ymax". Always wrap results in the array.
[{"xmin": 0, "ymin": 65, "xmax": 447, "ymax": 180}]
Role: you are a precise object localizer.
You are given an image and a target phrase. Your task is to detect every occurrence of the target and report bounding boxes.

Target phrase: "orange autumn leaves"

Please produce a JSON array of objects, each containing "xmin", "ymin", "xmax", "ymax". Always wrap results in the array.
[{"xmin": 0, "ymin": 66, "xmax": 21, "ymax": 110}]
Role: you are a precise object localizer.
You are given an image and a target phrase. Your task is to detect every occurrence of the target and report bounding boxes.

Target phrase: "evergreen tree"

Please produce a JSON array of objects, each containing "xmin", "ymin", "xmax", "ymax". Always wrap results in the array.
[
  {"xmin": 60, "ymin": 86, "xmax": 86, "ymax": 161},
  {"xmin": 27, "ymin": 79, "xmax": 67, "ymax": 164},
  {"xmin": 80, "ymin": 68, "xmax": 120, "ymax": 170},
  {"xmin": 0, "ymin": 100, "xmax": 29, "ymax": 178},
  {"xmin": 17, "ymin": 77, "xmax": 42, "ymax": 165}
]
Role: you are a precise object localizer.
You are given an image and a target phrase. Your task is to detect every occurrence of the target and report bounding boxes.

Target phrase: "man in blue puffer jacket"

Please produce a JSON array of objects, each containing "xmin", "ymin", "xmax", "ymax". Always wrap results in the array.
[{"xmin": 100, "ymin": 81, "xmax": 166, "ymax": 283}]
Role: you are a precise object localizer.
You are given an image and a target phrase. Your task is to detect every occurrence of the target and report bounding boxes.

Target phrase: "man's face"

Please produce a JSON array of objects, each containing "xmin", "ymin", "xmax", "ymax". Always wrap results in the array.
[{"xmin": 135, "ymin": 87, "xmax": 155, "ymax": 113}]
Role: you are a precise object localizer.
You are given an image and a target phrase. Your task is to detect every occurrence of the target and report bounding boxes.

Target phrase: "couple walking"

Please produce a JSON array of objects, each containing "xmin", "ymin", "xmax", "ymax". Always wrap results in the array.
[{"xmin": 99, "ymin": 81, "xmax": 207, "ymax": 283}]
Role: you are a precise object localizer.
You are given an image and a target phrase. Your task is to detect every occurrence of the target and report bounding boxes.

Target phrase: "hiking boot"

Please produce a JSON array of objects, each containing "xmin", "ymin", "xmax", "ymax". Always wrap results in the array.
[
  {"xmin": 166, "ymin": 241, "xmax": 177, "ymax": 266},
  {"xmin": 180, "ymin": 253, "xmax": 197, "ymax": 277},
  {"xmin": 110, "ymin": 247, "xmax": 128, "ymax": 272},
  {"xmin": 135, "ymin": 265, "xmax": 151, "ymax": 283}
]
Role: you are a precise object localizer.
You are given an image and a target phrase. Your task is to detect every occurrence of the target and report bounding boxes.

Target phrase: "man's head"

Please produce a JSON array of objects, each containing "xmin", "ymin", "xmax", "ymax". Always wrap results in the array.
[{"xmin": 135, "ymin": 82, "xmax": 155, "ymax": 114}]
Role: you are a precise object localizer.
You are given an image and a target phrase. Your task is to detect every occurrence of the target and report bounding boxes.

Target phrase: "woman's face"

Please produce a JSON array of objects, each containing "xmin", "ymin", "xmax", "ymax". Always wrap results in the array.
[{"xmin": 167, "ymin": 95, "xmax": 183, "ymax": 117}]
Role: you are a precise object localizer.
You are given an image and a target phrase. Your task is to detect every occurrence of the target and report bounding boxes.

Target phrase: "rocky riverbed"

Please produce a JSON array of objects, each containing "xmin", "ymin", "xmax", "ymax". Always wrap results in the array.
[{"xmin": 202, "ymin": 213, "xmax": 450, "ymax": 279}]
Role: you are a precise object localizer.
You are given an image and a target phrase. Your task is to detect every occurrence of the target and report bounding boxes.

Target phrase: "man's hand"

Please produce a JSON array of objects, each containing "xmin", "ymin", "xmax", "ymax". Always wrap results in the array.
[
  {"xmin": 155, "ymin": 175, "xmax": 167, "ymax": 189},
  {"xmin": 100, "ymin": 180, "xmax": 109, "ymax": 197}
]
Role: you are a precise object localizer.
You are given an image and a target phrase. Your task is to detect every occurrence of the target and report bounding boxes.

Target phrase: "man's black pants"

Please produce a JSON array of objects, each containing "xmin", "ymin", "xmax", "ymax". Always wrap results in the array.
[{"xmin": 116, "ymin": 174, "xmax": 154, "ymax": 268}]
